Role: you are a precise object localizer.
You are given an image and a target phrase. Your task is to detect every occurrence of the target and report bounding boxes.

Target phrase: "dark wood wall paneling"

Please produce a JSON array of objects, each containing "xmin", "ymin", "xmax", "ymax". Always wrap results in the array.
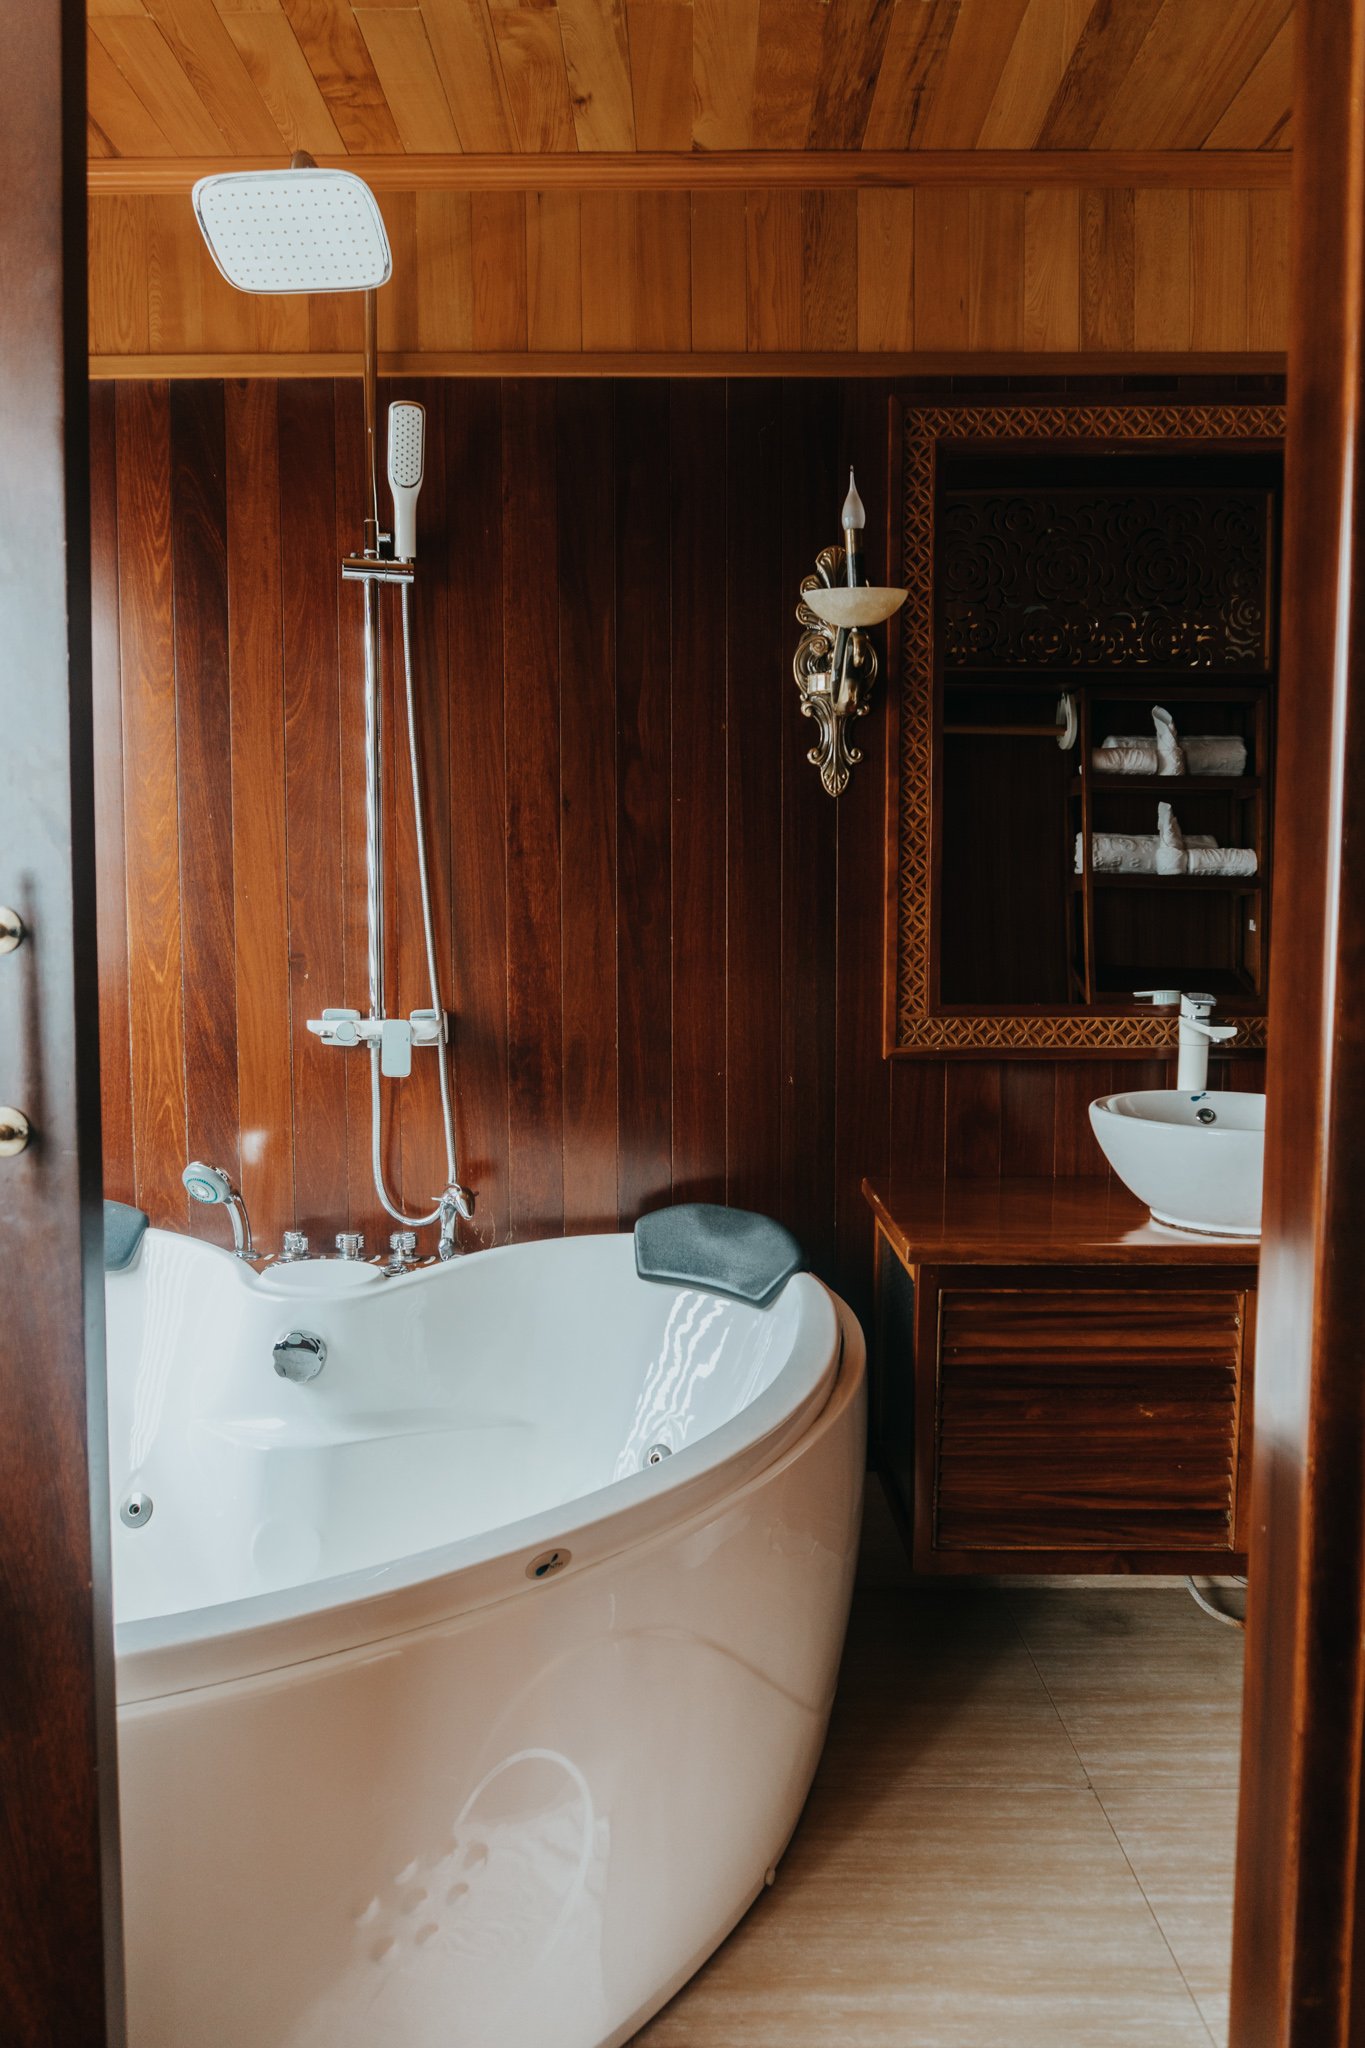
[{"xmin": 91, "ymin": 373, "xmax": 1273, "ymax": 1320}]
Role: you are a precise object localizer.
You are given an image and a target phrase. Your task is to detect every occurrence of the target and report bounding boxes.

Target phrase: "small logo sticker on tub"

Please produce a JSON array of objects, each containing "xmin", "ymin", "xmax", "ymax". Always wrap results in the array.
[{"xmin": 526, "ymin": 1547, "xmax": 570, "ymax": 1581}]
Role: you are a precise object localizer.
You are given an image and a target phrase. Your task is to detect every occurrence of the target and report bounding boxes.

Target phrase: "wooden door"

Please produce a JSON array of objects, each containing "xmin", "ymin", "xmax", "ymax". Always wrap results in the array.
[
  {"xmin": 0, "ymin": 2, "xmax": 123, "ymax": 2040},
  {"xmin": 1229, "ymin": 3, "xmax": 1365, "ymax": 2044}
]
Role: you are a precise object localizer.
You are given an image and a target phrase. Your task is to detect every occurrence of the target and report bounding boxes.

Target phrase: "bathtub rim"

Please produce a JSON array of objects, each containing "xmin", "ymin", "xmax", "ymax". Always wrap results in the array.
[{"xmin": 112, "ymin": 1237, "xmax": 849, "ymax": 1703}]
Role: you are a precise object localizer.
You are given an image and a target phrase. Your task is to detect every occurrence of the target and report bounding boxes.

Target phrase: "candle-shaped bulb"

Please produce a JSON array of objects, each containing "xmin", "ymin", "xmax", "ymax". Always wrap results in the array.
[{"xmin": 842, "ymin": 466, "xmax": 866, "ymax": 587}]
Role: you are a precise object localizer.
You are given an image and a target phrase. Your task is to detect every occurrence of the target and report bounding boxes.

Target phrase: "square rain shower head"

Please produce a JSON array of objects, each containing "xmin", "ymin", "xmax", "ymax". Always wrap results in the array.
[{"xmin": 191, "ymin": 169, "xmax": 393, "ymax": 295}]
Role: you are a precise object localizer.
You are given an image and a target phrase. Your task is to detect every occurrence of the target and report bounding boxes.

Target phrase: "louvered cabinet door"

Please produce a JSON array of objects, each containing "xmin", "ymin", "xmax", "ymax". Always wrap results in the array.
[{"xmin": 918, "ymin": 1270, "xmax": 1254, "ymax": 1572}]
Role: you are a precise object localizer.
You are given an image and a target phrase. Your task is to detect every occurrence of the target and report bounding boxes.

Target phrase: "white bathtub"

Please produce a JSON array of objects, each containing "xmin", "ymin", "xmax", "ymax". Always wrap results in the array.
[{"xmin": 107, "ymin": 1228, "xmax": 864, "ymax": 2048}]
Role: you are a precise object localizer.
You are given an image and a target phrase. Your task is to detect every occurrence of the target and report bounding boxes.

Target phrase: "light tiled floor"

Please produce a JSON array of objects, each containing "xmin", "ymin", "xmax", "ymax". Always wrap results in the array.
[{"xmin": 632, "ymin": 1490, "xmax": 1244, "ymax": 2048}]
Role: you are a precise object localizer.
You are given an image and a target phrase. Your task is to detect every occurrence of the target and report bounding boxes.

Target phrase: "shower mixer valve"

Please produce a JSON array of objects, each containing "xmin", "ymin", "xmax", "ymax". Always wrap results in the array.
[{"xmin": 305, "ymin": 1006, "xmax": 446, "ymax": 1079}]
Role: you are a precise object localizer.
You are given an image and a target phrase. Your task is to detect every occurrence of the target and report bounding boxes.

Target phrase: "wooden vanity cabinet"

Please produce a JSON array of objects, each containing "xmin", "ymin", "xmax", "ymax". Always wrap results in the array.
[{"xmin": 865, "ymin": 1177, "xmax": 1257, "ymax": 1575}]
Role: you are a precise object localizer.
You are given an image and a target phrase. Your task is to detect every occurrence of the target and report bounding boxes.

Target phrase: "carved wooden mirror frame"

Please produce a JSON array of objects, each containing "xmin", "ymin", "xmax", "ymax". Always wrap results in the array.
[{"xmin": 884, "ymin": 399, "xmax": 1285, "ymax": 1058}]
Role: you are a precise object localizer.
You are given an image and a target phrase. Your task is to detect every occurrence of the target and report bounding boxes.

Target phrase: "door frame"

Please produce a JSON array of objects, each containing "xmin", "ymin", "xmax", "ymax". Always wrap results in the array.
[
  {"xmin": 1229, "ymin": 3, "xmax": 1365, "ymax": 2043},
  {"xmin": 0, "ymin": 0, "xmax": 123, "ymax": 2040}
]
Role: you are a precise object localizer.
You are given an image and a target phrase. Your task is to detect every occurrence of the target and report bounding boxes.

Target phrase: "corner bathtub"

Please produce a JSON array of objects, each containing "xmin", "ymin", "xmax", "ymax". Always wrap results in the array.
[{"xmin": 107, "ymin": 1228, "xmax": 865, "ymax": 2048}]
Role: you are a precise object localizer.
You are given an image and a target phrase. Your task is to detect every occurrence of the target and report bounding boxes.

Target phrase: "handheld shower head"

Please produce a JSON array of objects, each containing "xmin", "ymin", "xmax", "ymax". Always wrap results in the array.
[
  {"xmin": 387, "ymin": 402, "xmax": 425, "ymax": 561},
  {"xmin": 183, "ymin": 1162, "xmax": 234, "ymax": 1206},
  {"xmin": 190, "ymin": 168, "xmax": 392, "ymax": 295},
  {"xmin": 182, "ymin": 1162, "xmax": 256, "ymax": 1260}
]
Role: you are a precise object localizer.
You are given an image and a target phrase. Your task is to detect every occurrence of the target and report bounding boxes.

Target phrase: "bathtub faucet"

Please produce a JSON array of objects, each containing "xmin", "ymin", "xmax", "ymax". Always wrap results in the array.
[{"xmin": 437, "ymin": 1182, "xmax": 475, "ymax": 1260}]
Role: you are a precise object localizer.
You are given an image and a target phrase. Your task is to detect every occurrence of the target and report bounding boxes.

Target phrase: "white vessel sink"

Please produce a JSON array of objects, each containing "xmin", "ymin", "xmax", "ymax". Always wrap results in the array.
[{"xmin": 1089, "ymin": 1089, "xmax": 1266, "ymax": 1238}]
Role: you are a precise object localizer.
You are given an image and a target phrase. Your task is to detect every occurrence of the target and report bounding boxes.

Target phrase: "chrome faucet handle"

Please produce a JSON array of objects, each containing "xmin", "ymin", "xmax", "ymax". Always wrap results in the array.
[
  {"xmin": 280, "ymin": 1230, "xmax": 310, "ymax": 1262},
  {"xmin": 383, "ymin": 1230, "xmax": 420, "ymax": 1275},
  {"xmin": 335, "ymin": 1232, "xmax": 365, "ymax": 1260}
]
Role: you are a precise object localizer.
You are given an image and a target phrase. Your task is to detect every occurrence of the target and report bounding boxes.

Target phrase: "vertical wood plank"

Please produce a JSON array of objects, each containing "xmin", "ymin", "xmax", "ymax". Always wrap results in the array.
[
  {"xmin": 615, "ymin": 379, "xmax": 674, "ymax": 1224},
  {"xmin": 945, "ymin": 1062, "xmax": 1004, "ymax": 1179},
  {"xmin": 690, "ymin": 190, "xmax": 748, "ymax": 352},
  {"xmin": 558, "ymin": 381, "xmax": 619, "ymax": 1231},
  {"xmin": 1022, "ymin": 185, "xmax": 1080, "ymax": 350},
  {"xmin": 637, "ymin": 191, "xmax": 692, "ymax": 351},
  {"xmin": 471, "ymin": 192, "xmax": 528, "ymax": 352},
  {"xmin": 116, "ymin": 380, "xmax": 188, "ymax": 1227},
  {"xmin": 889, "ymin": 1057, "xmax": 947, "ymax": 1189},
  {"xmin": 857, "ymin": 188, "xmax": 915, "ymax": 351},
  {"xmin": 225, "ymin": 380, "xmax": 295, "ymax": 1245},
  {"xmin": 527, "ymin": 190, "xmax": 583, "ymax": 352},
  {"xmin": 1053, "ymin": 1059, "xmax": 1110, "ymax": 1178},
  {"xmin": 1249, "ymin": 187, "xmax": 1291, "ymax": 352},
  {"xmin": 502, "ymin": 379, "xmax": 564, "ymax": 1236},
  {"xmin": 90, "ymin": 383, "xmax": 134, "ymax": 1206},
  {"xmin": 1000, "ymin": 1061, "xmax": 1059, "ymax": 1177},
  {"xmin": 833, "ymin": 377, "xmax": 894, "ymax": 1321},
  {"xmin": 1080, "ymin": 186, "xmax": 1136, "ymax": 351},
  {"xmin": 745, "ymin": 188, "xmax": 803, "ymax": 351},
  {"xmin": 1192, "ymin": 188, "xmax": 1251, "ymax": 352},
  {"xmin": 724, "ymin": 379, "xmax": 785, "ymax": 1217},
  {"xmin": 580, "ymin": 191, "xmax": 638, "ymax": 351},
  {"xmin": 968, "ymin": 187, "xmax": 1025, "ymax": 350},
  {"xmin": 415, "ymin": 192, "xmax": 474, "ymax": 354},
  {"xmin": 914, "ymin": 188, "xmax": 972, "ymax": 350},
  {"xmin": 779, "ymin": 380, "xmax": 839, "ymax": 1272},
  {"xmin": 1135, "ymin": 187, "xmax": 1193, "ymax": 352},
  {"xmin": 332, "ymin": 378, "xmax": 384, "ymax": 1239},
  {"xmin": 670, "ymin": 379, "xmax": 729, "ymax": 1203},
  {"xmin": 278, "ymin": 379, "xmax": 348, "ymax": 1240},
  {"xmin": 446, "ymin": 380, "xmax": 511, "ymax": 1247},
  {"xmin": 801, "ymin": 189, "xmax": 858, "ymax": 351},
  {"xmin": 169, "ymin": 382, "xmax": 239, "ymax": 1221}
]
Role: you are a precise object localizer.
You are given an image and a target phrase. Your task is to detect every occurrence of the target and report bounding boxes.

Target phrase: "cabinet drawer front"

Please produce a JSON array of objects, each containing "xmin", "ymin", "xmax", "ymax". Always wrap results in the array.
[{"xmin": 935, "ymin": 1287, "xmax": 1247, "ymax": 1552}]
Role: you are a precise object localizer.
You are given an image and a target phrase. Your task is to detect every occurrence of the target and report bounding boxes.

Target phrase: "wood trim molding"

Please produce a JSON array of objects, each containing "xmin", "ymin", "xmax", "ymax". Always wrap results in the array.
[
  {"xmin": 86, "ymin": 149, "xmax": 1293, "ymax": 199},
  {"xmin": 886, "ymin": 398, "xmax": 1284, "ymax": 1058},
  {"xmin": 87, "ymin": 351, "xmax": 1290, "ymax": 383}
]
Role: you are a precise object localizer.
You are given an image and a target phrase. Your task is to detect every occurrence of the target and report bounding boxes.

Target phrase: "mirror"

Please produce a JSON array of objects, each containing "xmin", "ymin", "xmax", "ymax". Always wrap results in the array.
[{"xmin": 886, "ymin": 400, "xmax": 1284, "ymax": 1057}]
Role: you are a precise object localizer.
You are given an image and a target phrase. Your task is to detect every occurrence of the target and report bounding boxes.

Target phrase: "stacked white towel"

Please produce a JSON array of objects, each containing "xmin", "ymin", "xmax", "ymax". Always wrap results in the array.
[
  {"xmin": 1092, "ymin": 705, "xmax": 1247, "ymax": 779},
  {"xmin": 1156, "ymin": 803, "xmax": 1257, "ymax": 878}
]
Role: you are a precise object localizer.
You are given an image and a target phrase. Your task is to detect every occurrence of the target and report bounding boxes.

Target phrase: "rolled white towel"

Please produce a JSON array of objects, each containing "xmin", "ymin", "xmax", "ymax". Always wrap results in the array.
[
  {"xmin": 1094, "ymin": 739, "xmax": 1160, "ymax": 775},
  {"xmin": 1155, "ymin": 802, "xmax": 1257, "ymax": 878},
  {"xmin": 1078, "ymin": 830, "xmax": 1215, "ymax": 875},
  {"xmin": 1184, "ymin": 735, "xmax": 1248, "ymax": 777},
  {"xmin": 1094, "ymin": 727, "xmax": 1248, "ymax": 778}
]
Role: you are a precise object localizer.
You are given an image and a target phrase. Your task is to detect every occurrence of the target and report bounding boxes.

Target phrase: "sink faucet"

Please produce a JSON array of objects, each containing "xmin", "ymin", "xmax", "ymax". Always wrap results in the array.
[{"xmin": 1135, "ymin": 989, "xmax": 1238, "ymax": 1091}]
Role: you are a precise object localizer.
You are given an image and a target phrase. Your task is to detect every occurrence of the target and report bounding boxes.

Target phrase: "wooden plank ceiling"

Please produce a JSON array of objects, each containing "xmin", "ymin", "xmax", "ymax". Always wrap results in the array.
[
  {"xmin": 88, "ymin": 0, "xmax": 1292, "ymax": 159},
  {"xmin": 85, "ymin": 0, "xmax": 1295, "ymax": 372}
]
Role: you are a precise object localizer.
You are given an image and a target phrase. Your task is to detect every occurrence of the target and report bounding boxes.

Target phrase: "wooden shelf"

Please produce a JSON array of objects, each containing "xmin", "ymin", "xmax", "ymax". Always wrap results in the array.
[
  {"xmin": 1077, "ymin": 775, "xmax": 1260, "ymax": 796},
  {"xmin": 1093, "ymin": 966, "xmax": 1256, "ymax": 1002},
  {"xmin": 1074, "ymin": 873, "xmax": 1261, "ymax": 893},
  {"xmin": 944, "ymin": 669, "xmax": 1273, "ymax": 689}
]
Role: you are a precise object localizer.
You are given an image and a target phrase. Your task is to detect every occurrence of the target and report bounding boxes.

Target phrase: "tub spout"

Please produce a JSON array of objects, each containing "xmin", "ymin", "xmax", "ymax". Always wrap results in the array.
[{"xmin": 437, "ymin": 1183, "xmax": 475, "ymax": 1259}]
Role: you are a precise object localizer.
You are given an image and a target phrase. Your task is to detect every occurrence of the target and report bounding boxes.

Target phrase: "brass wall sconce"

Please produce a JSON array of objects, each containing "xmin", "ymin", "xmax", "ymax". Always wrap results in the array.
[{"xmin": 793, "ymin": 472, "xmax": 907, "ymax": 797}]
